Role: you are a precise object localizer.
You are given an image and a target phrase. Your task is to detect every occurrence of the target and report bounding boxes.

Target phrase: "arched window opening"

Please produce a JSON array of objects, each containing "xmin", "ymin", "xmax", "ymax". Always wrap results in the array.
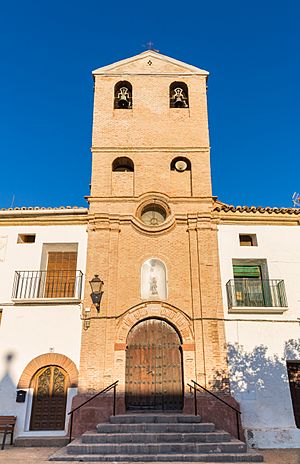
[
  {"xmin": 141, "ymin": 258, "xmax": 167, "ymax": 300},
  {"xmin": 170, "ymin": 82, "xmax": 189, "ymax": 108},
  {"xmin": 114, "ymin": 81, "xmax": 132, "ymax": 109},
  {"xmin": 112, "ymin": 157, "xmax": 134, "ymax": 172},
  {"xmin": 170, "ymin": 157, "xmax": 191, "ymax": 172}
]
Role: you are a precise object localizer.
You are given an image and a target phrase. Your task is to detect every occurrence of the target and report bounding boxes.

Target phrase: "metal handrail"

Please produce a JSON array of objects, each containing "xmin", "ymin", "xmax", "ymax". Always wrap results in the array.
[
  {"xmin": 188, "ymin": 379, "xmax": 241, "ymax": 440},
  {"xmin": 68, "ymin": 380, "xmax": 119, "ymax": 443}
]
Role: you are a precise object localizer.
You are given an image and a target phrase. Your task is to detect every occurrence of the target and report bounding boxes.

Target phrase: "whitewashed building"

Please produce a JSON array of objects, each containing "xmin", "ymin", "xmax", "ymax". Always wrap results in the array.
[
  {"xmin": 216, "ymin": 203, "xmax": 300, "ymax": 448},
  {"xmin": 0, "ymin": 207, "xmax": 87, "ymax": 440}
]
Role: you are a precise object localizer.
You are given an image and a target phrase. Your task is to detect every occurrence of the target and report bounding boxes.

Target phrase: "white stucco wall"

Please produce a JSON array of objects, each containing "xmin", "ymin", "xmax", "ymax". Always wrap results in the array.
[
  {"xmin": 218, "ymin": 224, "xmax": 300, "ymax": 448},
  {"xmin": 0, "ymin": 223, "xmax": 87, "ymax": 437}
]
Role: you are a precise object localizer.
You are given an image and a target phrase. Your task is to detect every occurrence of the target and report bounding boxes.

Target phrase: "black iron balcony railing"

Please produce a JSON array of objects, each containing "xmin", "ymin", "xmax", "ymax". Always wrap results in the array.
[
  {"xmin": 12, "ymin": 270, "xmax": 83, "ymax": 300},
  {"xmin": 226, "ymin": 278, "xmax": 287, "ymax": 308}
]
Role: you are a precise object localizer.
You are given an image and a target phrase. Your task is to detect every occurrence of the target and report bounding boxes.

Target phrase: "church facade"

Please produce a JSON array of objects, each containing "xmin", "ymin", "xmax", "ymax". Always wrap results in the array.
[{"xmin": 0, "ymin": 50, "xmax": 300, "ymax": 449}]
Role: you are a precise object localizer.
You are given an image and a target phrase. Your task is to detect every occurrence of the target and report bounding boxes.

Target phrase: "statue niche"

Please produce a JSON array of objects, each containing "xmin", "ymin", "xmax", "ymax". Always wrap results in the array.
[{"xmin": 141, "ymin": 258, "xmax": 167, "ymax": 301}]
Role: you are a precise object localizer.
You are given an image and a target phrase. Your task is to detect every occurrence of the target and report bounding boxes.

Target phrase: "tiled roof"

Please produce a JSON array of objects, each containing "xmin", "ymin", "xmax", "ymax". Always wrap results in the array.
[
  {"xmin": 0, "ymin": 206, "xmax": 87, "ymax": 212},
  {"xmin": 214, "ymin": 203, "xmax": 300, "ymax": 215}
]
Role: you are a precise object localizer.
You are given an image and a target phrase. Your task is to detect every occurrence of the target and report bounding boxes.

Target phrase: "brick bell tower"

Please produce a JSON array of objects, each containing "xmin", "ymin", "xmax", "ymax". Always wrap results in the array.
[{"xmin": 73, "ymin": 51, "xmax": 230, "ymax": 433}]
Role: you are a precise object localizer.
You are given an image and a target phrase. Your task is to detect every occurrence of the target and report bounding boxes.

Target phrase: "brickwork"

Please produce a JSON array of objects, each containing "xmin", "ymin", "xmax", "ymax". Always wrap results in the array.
[
  {"xmin": 74, "ymin": 51, "xmax": 230, "ymax": 429},
  {"xmin": 17, "ymin": 353, "xmax": 79, "ymax": 388}
]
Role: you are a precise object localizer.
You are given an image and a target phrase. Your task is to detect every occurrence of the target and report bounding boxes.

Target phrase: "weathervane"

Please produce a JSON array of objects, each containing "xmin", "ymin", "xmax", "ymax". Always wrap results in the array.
[{"xmin": 292, "ymin": 192, "xmax": 300, "ymax": 207}]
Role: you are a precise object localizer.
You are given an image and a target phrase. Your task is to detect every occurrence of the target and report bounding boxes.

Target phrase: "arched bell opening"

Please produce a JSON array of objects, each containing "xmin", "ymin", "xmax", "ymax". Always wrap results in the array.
[
  {"xmin": 30, "ymin": 365, "xmax": 69, "ymax": 431},
  {"xmin": 170, "ymin": 81, "xmax": 189, "ymax": 108},
  {"xmin": 112, "ymin": 157, "xmax": 134, "ymax": 172},
  {"xmin": 125, "ymin": 318, "xmax": 184, "ymax": 411},
  {"xmin": 170, "ymin": 157, "xmax": 191, "ymax": 172},
  {"xmin": 114, "ymin": 81, "xmax": 133, "ymax": 109}
]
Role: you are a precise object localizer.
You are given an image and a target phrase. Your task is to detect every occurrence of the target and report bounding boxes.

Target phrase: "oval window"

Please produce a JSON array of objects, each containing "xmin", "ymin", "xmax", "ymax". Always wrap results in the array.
[{"xmin": 141, "ymin": 204, "xmax": 167, "ymax": 226}]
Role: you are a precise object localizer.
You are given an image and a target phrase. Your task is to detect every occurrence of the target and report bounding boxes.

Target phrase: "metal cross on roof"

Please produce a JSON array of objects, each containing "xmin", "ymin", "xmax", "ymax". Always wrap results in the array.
[{"xmin": 146, "ymin": 41, "xmax": 155, "ymax": 50}]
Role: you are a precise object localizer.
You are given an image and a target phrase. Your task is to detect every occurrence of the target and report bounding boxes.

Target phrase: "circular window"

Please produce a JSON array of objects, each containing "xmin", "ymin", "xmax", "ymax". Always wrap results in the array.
[{"xmin": 141, "ymin": 204, "xmax": 167, "ymax": 226}]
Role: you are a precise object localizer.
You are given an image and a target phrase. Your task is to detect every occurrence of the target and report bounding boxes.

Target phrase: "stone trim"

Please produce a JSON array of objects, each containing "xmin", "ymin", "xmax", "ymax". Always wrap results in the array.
[
  {"xmin": 116, "ymin": 303, "xmax": 194, "ymax": 345},
  {"xmin": 17, "ymin": 353, "xmax": 79, "ymax": 388}
]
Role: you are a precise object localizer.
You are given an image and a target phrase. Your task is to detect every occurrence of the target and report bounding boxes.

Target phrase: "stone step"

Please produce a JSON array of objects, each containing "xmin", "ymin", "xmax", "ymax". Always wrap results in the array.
[
  {"xmin": 97, "ymin": 422, "xmax": 215, "ymax": 434},
  {"xmin": 82, "ymin": 431, "xmax": 231, "ymax": 444},
  {"xmin": 67, "ymin": 438, "xmax": 247, "ymax": 455},
  {"xmin": 14, "ymin": 436, "xmax": 69, "ymax": 447},
  {"xmin": 109, "ymin": 414, "xmax": 202, "ymax": 424},
  {"xmin": 49, "ymin": 449, "xmax": 264, "ymax": 462}
]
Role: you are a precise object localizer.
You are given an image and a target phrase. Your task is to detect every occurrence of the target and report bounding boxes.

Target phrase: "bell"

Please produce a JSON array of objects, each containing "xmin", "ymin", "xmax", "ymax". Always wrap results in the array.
[
  {"xmin": 173, "ymin": 88, "xmax": 188, "ymax": 108},
  {"xmin": 117, "ymin": 87, "xmax": 130, "ymax": 108},
  {"xmin": 118, "ymin": 94, "xmax": 129, "ymax": 108},
  {"xmin": 174, "ymin": 96, "xmax": 185, "ymax": 108}
]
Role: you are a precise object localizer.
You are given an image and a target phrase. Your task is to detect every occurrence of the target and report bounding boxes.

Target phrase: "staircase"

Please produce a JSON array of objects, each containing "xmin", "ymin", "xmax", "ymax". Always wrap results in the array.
[{"xmin": 49, "ymin": 413, "xmax": 263, "ymax": 462}]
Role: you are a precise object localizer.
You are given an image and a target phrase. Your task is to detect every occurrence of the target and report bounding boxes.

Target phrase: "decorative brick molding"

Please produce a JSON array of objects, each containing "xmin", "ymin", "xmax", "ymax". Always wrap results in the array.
[
  {"xmin": 17, "ymin": 353, "xmax": 79, "ymax": 388},
  {"xmin": 116, "ymin": 302, "xmax": 194, "ymax": 345}
]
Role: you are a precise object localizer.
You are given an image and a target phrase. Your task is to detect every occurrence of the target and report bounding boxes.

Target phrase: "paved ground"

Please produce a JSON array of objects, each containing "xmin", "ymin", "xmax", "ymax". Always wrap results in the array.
[{"xmin": 0, "ymin": 447, "xmax": 300, "ymax": 463}]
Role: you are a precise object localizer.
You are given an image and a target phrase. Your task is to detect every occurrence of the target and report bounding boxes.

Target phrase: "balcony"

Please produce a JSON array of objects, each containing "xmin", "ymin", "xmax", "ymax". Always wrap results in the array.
[
  {"xmin": 226, "ymin": 278, "xmax": 288, "ymax": 313},
  {"xmin": 12, "ymin": 270, "xmax": 83, "ymax": 303}
]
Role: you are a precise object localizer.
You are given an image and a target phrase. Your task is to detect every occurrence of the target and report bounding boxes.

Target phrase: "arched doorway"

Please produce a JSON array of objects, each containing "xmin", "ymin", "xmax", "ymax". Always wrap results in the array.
[
  {"xmin": 125, "ymin": 318, "xmax": 183, "ymax": 410},
  {"xmin": 30, "ymin": 365, "xmax": 69, "ymax": 430}
]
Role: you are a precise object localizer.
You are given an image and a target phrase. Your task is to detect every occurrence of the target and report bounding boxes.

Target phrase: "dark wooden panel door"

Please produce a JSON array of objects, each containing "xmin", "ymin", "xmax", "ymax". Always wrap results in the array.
[
  {"xmin": 287, "ymin": 362, "xmax": 300, "ymax": 428},
  {"xmin": 125, "ymin": 319, "xmax": 183, "ymax": 410},
  {"xmin": 30, "ymin": 366, "xmax": 69, "ymax": 430}
]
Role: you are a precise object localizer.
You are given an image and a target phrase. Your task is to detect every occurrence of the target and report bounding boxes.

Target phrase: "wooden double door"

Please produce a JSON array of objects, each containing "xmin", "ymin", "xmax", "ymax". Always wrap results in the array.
[
  {"xmin": 125, "ymin": 319, "xmax": 183, "ymax": 411},
  {"xmin": 30, "ymin": 366, "xmax": 69, "ymax": 431}
]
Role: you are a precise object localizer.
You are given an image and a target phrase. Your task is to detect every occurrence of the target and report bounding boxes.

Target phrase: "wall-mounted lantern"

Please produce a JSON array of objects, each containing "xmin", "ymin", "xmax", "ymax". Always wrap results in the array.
[{"xmin": 89, "ymin": 275, "xmax": 104, "ymax": 313}]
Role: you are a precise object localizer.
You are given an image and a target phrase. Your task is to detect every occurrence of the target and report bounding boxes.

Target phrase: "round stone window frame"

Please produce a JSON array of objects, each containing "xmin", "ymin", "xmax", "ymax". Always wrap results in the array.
[{"xmin": 136, "ymin": 199, "xmax": 171, "ymax": 228}]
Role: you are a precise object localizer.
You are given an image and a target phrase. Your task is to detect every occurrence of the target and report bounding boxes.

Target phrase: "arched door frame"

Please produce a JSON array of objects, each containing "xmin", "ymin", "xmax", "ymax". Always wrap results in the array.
[
  {"xmin": 125, "ymin": 317, "xmax": 184, "ymax": 411},
  {"xmin": 114, "ymin": 303, "xmax": 196, "ymax": 398},
  {"xmin": 30, "ymin": 365, "xmax": 70, "ymax": 431},
  {"xmin": 18, "ymin": 353, "xmax": 78, "ymax": 434}
]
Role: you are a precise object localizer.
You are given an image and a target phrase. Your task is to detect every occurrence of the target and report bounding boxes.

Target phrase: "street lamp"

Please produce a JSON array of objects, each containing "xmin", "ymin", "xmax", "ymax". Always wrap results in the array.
[{"xmin": 89, "ymin": 274, "xmax": 104, "ymax": 312}]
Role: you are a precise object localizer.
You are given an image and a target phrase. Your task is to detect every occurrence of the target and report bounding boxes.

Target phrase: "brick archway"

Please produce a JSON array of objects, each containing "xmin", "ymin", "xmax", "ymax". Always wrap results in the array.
[
  {"xmin": 17, "ymin": 353, "xmax": 79, "ymax": 388},
  {"xmin": 115, "ymin": 302, "xmax": 194, "ymax": 349}
]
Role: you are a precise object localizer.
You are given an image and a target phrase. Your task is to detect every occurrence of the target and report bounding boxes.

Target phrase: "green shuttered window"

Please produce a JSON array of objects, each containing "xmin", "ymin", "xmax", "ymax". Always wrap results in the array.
[{"xmin": 233, "ymin": 265, "xmax": 261, "ymax": 278}]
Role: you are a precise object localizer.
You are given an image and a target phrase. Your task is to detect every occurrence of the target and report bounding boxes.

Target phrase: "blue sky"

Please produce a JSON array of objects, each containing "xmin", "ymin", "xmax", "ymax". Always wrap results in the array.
[{"xmin": 0, "ymin": 0, "xmax": 299, "ymax": 208}]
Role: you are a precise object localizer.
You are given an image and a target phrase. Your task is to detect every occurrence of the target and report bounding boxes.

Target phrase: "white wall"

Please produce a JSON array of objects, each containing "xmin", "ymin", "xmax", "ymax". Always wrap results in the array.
[
  {"xmin": 0, "ymin": 224, "xmax": 87, "ymax": 437},
  {"xmin": 218, "ymin": 224, "xmax": 300, "ymax": 448},
  {"xmin": 0, "ymin": 225, "xmax": 87, "ymax": 303}
]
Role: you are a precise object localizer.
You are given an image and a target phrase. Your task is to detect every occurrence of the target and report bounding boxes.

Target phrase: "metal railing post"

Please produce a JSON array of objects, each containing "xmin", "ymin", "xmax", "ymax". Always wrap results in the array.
[
  {"xmin": 193, "ymin": 385, "xmax": 197, "ymax": 416},
  {"xmin": 113, "ymin": 384, "xmax": 116, "ymax": 416}
]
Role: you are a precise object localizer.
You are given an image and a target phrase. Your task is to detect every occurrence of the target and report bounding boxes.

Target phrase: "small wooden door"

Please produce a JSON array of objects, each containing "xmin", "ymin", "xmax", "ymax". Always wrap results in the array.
[
  {"xmin": 125, "ymin": 319, "xmax": 183, "ymax": 410},
  {"xmin": 30, "ymin": 366, "xmax": 69, "ymax": 430},
  {"xmin": 287, "ymin": 362, "xmax": 300, "ymax": 428}
]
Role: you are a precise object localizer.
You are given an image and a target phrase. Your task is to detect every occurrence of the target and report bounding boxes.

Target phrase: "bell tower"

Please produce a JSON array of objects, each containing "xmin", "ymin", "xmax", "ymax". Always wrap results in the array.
[
  {"xmin": 90, "ymin": 50, "xmax": 211, "ymax": 201},
  {"xmin": 74, "ymin": 51, "xmax": 230, "ymax": 433}
]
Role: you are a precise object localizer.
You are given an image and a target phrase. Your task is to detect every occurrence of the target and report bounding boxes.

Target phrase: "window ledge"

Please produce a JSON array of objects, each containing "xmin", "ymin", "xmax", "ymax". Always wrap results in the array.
[
  {"xmin": 11, "ymin": 298, "xmax": 82, "ymax": 305},
  {"xmin": 228, "ymin": 306, "xmax": 288, "ymax": 314}
]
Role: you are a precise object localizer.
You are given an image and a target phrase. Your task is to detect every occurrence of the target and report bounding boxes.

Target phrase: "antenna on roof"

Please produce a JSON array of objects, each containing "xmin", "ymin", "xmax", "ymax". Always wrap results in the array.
[
  {"xmin": 292, "ymin": 192, "xmax": 300, "ymax": 207},
  {"xmin": 10, "ymin": 194, "xmax": 15, "ymax": 209}
]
